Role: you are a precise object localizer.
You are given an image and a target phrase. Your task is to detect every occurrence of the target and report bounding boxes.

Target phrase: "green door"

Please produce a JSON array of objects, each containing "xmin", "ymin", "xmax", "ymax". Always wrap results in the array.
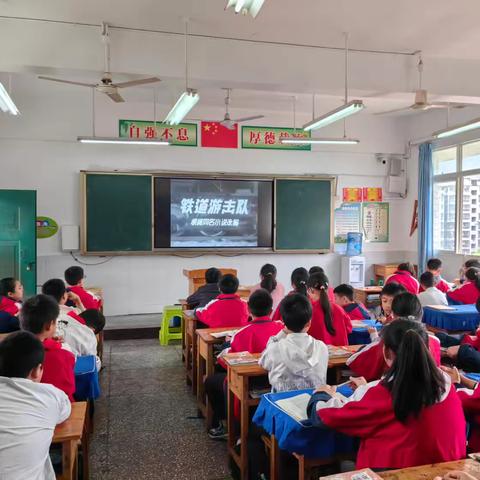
[{"xmin": 0, "ymin": 190, "xmax": 37, "ymax": 297}]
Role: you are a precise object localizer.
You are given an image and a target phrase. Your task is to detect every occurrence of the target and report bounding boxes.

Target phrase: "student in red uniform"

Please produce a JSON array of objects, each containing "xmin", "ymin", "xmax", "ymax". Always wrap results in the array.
[
  {"xmin": 205, "ymin": 289, "xmax": 281, "ymax": 439},
  {"xmin": 195, "ymin": 274, "xmax": 249, "ymax": 328},
  {"xmin": 419, "ymin": 258, "xmax": 451, "ymax": 293},
  {"xmin": 0, "ymin": 277, "xmax": 24, "ymax": 316},
  {"xmin": 348, "ymin": 293, "xmax": 441, "ymax": 381},
  {"xmin": 309, "ymin": 266, "xmax": 335, "ymax": 301},
  {"xmin": 186, "ymin": 267, "xmax": 221, "ymax": 309},
  {"xmin": 64, "ymin": 266, "xmax": 102, "ymax": 311},
  {"xmin": 447, "ymin": 267, "xmax": 480, "ymax": 305},
  {"xmin": 272, "ymin": 267, "xmax": 309, "ymax": 320},
  {"xmin": 20, "ymin": 294, "xmax": 76, "ymax": 401},
  {"xmin": 375, "ymin": 282, "xmax": 406, "ymax": 324},
  {"xmin": 308, "ymin": 319, "xmax": 466, "ymax": 470},
  {"xmin": 333, "ymin": 284, "xmax": 371, "ymax": 321},
  {"xmin": 385, "ymin": 262, "xmax": 420, "ymax": 294},
  {"xmin": 306, "ymin": 272, "xmax": 352, "ymax": 346}
]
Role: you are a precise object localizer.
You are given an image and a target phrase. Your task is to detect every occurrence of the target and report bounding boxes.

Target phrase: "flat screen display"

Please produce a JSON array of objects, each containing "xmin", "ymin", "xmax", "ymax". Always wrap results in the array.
[{"xmin": 154, "ymin": 177, "xmax": 273, "ymax": 249}]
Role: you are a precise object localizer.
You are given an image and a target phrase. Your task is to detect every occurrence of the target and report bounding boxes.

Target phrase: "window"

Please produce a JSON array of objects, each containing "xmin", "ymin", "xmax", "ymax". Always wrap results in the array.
[{"xmin": 433, "ymin": 141, "xmax": 480, "ymax": 256}]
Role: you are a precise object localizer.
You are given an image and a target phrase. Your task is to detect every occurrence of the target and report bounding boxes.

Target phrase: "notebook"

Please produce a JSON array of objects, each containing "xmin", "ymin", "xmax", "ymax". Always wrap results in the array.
[
  {"xmin": 275, "ymin": 393, "xmax": 311, "ymax": 422},
  {"xmin": 210, "ymin": 330, "xmax": 238, "ymax": 339},
  {"xmin": 321, "ymin": 468, "xmax": 383, "ymax": 480}
]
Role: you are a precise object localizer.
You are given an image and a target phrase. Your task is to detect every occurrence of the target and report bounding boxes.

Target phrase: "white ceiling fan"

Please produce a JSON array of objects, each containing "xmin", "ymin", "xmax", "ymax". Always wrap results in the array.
[
  {"xmin": 375, "ymin": 55, "xmax": 469, "ymax": 115},
  {"xmin": 38, "ymin": 23, "xmax": 160, "ymax": 103}
]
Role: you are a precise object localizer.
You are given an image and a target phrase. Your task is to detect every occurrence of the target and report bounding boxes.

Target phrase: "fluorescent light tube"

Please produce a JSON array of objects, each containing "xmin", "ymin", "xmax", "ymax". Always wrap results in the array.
[
  {"xmin": 225, "ymin": 0, "xmax": 265, "ymax": 18},
  {"xmin": 303, "ymin": 100, "xmax": 364, "ymax": 132},
  {"xmin": 77, "ymin": 137, "xmax": 170, "ymax": 145},
  {"xmin": 434, "ymin": 117, "xmax": 480, "ymax": 139},
  {"xmin": 281, "ymin": 137, "xmax": 360, "ymax": 145},
  {"xmin": 164, "ymin": 89, "xmax": 199, "ymax": 126},
  {"xmin": 0, "ymin": 82, "xmax": 19, "ymax": 115}
]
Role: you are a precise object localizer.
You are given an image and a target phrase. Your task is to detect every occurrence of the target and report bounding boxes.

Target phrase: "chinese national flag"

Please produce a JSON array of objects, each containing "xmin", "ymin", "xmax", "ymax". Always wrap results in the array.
[{"xmin": 201, "ymin": 122, "xmax": 238, "ymax": 149}]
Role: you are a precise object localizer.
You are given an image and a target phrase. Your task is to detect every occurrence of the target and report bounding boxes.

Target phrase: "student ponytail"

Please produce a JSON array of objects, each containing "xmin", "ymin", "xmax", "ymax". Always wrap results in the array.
[
  {"xmin": 307, "ymin": 272, "xmax": 335, "ymax": 335},
  {"xmin": 382, "ymin": 319, "xmax": 445, "ymax": 423},
  {"xmin": 465, "ymin": 267, "xmax": 480, "ymax": 291},
  {"xmin": 291, "ymin": 267, "xmax": 308, "ymax": 297},
  {"xmin": 260, "ymin": 264, "xmax": 277, "ymax": 294}
]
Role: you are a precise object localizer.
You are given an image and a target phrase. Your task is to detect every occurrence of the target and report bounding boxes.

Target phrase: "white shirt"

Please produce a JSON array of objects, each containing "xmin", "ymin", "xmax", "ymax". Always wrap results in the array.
[
  {"xmin": 259, "ymin": 331, "xmax": 328, "ymax": 393},
  {"xmin": 0, "ymin": 377, "xmax": 71, "ymax": 480},
  {"xmin": 417, "ymin": 287, "xmax": 448, "ymax": 307}
]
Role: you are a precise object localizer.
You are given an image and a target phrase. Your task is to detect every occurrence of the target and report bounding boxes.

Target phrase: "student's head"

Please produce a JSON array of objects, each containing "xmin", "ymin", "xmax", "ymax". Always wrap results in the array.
[
  {"xmin": 20, "ymin": 294, "xmax": 59, "ymax": 339},
  {"xmin": 380, "ymin": 282, "xmax": 406, "ymax": 317},
  {"xmin": 333, "ymin": 284, "xmax": 354, "ymax": 307},
  {"xmin": 307, "ymin": 272, "xmax": 335, "ymax": 336},
  {"xmin": 64, "ymin": 266, "xmax": 85, "ymax": 287},
  {"xmin": 419, "ymin": 271, "xmax": 435, "ymax": 290},
  {"xmin": 42, "ymin": 278, "xmax": 67, "ymax": 305},
  {"xmin": 0, "ymin": 331, "xmax": 44, "ymax": 381},
  {"xmin": 218, "ymin": 274, "xmax": 239, "ymax": 295},
  {"xmin": 0, "ymin": 277, "xmax": 24, "ymax": 302},
  {"xmin": 465, "ymin": 259, "xmax": 480, "ymax": 270},
  {"xmin": 309, "ymin": 266, "xmax": 324, "ymax": 276},
  {"xmin": 397, "ymin": 262, "xmax": 416, "ymax": 276},
  {"xmin": 426, "ymin": 258, "xmax": 442, "ymax": 275},
  {"xmin": 79, "ymin": 309, "xmax": 106, "ymax": 334},
  {"xmin": 279, "ymin": 293, "xmax": 312, "ymax": 333},
  {"xmin": 248, "ymin": 289, "xmax": 273, "ymax": 318},
  {"xmin": 465, "ymin": 267, "xmax": 480, "ymax": 290},
  {"xmin": 391, "ymin": 292, "xmax": 423, "ymax": 321},
  {"xmin": 381, "ymin": 319, "xmax": 445, "ymax": 423},
  {"xmin": 259, "ymin": 264, "xmax": 277, "ymax": 294},
  {"xmin": 291, "ymin": 267, "xmax": 309, "ymax": 297},
  {"xmin": 205, "ymin": 268, "xmax": 221, "ymax": 284}
]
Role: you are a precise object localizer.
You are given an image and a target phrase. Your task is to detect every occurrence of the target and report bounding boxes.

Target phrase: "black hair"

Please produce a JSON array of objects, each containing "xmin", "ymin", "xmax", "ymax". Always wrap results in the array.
[
  {"xmin": 309, "ymin": 266, "xmax": 324, "ymax": 276},
  {"xmin": 79, "ymin": 309, "xmax": 106, "ymax": 334},
  {"xmin": 419, "ymin": 271, "xmax": 435, "ymax": 289},
  {"xmin": 465, "ymin": 259, "xmax": 480, "ymax": 269},
  {"xmin": 465, "ymin": 267, "xmax": 480, "ymax": 291},
  {"xmin": 333, "ymin": 284, "xmax": 354, "ymax": 301},
  {"xmin": 0, "ymin": 277, "xmax": 17, "ymax": 297},
  {"xmin": 259, "ymin": 264, "xmax": 277, "ymax": 294},
  {"xmin": 64, "ymin": 266, "xmax": 84, "ymax": 286},
  {"xmin": 248, "ymin": 289, "xmax": 273, "ymax": 318},
  {"xmin": 426, "ymin": 258, "xmax": 442, "ymax": 270},
  {"xmin": 397, "ymin": 262, "xmax": 416, "ymax": 276},
  {"xmin": 205, "ymin": 268, "xmax": 221, "ymax": 284},
  {"xmin": 219, "ymin": 274, "xmax": 239, "ymax": 294},
  {"xmin": 381, "ymin": 282, "xmax": 407, "ymax": 298},
  {"xmin": 279, "ymin": 293, "xmax": 312, "ymax": 333},
  {"xmin": 42, "ymin": 278, "xmax": 66, "ymax": 303},
  {"xmin": 391, "ymin": 292, "xmax": 423, "ymax": 320},
  {"xmin": 0, "ymin": 331, "xmax": 45, "ymax": 378},
  {"xmin": 20, "ymin": 294, "xmax": 59, "ymax": 334},
  {"xmin": 381, "ymin": 319, "xmax": 445, "ymax": 423},
  {"xmin": 291, "ymin": 267, "xmax": 309, "ymax": 297},
  {"xmin": 307, "ymin": 272, "xmax": 335, "ymax": 335}
]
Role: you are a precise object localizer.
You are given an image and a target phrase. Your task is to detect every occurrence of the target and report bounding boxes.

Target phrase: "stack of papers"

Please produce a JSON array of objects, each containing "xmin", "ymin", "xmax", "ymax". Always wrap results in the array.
[
  {"xmin": 210, "ymin": 330, "xmax": 237, "ymax": 339},
  {"xmin": 426, "ymin": 305, "xmax": 455, "ymax": 311},
  {"xmin": 224, "ymin": 352, "xmax": 258, "ymax": 366},
  {"xmin": 275, "ymin": 393, "xmax": 311, "ymax": 422}
]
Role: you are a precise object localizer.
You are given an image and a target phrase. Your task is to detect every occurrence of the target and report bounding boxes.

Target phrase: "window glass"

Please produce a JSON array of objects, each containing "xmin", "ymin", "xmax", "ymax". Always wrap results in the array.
[
  {"xmin": 460, "ymin": 174, "xmax": 480, "ymax": 255},
  {"xmin": 433, "ymin": 180, "xmax": 456, "ymax": 251},
  {"xmin": 462, "ymin": 141, "xmax": 480, "ymax": 172},
  {"xmin": 433, "ymin": 147, "xmax": 457, "ymax": 175}
]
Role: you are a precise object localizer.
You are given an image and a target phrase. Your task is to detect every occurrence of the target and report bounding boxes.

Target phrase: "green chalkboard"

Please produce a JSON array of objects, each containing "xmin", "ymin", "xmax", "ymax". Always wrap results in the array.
[
  {"xmin": 85, "ymin": 174, "xmax": 152, "ymax": 252},
  {"xmin": 275, "ymin": 179, "xmax": 333, "ymax": 251}
]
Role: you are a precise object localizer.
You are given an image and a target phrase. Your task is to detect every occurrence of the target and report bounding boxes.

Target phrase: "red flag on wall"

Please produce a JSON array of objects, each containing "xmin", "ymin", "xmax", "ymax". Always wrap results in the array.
[{"xmin": 201, "ymin": 122, "xmax": 238, "ymax": 149}]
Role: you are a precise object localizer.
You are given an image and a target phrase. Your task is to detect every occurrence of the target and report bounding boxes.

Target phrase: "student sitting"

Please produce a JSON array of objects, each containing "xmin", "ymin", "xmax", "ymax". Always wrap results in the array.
[
  {"xmin": 186, "ymin": 267, "xmax": 221, "ymax": 308},
  {"xmin": 348, "ymin": 293, "xmax": 441, "ymax": 381},
  {"xmin": 195, "ymin": 274, "xmax": 248, "ymax": 328},
  {"xmin": 250, "ymin": 263, "xmax": 285, "ymax": 312},
  {"xmin": 42, "ymin": 279, "xmax": 99, "ymax": 365},
  {"xmin": 0, "ymin": 311, "xmax": 19, "ymax": 334},
  {"xmin": 419, "ymin": 258, "xmax": 452, "ymax": 293},
  {"xmin": 64, "ymin": 266, "xmax": 102, "ymax": 310},
  {"xmin": 333, "ymin": 284, "xmax": 371, "ymax": 320},
  {"xmin": 0, "ymin": 331, "xmax": 71, "ymax": 480},
  {"xmin": 205, "ymin": 289, "xmax": 280, "ymax": 439},
  {"xmin": 260, "ymin": 293, "xmax": 328, "ymax": 392},
  {"xmin": 272, "ymin": 267, "xmax": 308, "ymax": 320},
  {"xmin": 453, "ymin": 258, "xmax": 480, "ymax": 287},
  {"xmin": 385, "ymin": 262, "xmax": 420, "ymax": 294},
  {"xmin": 20, "ymin": 294, "xmax": 76, "ymax": 401},
  {"xmin": 447, "ymin": 267, "xmax": 480, "ymax": 305},
  {"xmin": 308, "ymin": 319, "xmax": 466, "ymax": 470},
  {"xmin": 417, "ymin": 272, "xmax": 448, "ymax": 307},
  {"xmin": 374, "ymin": 282, "xmax": 406, "ymax": 324},
  {"xmin": 306, "ymin": 272, "xmax": 352, "ymax": 346},
  {"xmin": 309, "ymin": 266, "xmax": 335, "ymax": 301},
  {"xmin": 79, "ymin": 309, "xmax": 106, "ymax": 334},
  {"xmin": 0, "ymin": 277, "xmax": 23, "ymax": 316}
]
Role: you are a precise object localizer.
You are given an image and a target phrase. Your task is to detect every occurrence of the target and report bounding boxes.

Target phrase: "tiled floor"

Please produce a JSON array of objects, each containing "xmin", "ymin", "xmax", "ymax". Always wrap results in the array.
[
  {"xmin": 105, "ymin": 314, "xmax": 161, "ymax": 330},
  {"xmin": 90, "ymin": 339, "xmax": 231, "ymax": 480}
]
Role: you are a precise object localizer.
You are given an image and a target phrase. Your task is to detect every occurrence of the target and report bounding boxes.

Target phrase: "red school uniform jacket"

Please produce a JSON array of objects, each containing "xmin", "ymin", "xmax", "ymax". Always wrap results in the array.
[
  {"xmin": 347, "ymin": 334, "xmax": 441, "ymax": 381},
  {"xmin": 67, "ymin": 310, "xmax": 86, "ymax": 325},
  {"xmin": 195, "ymin": 293, "xmax": 249, "ymax": 328},
  {"xmin": 343, "ymin": 302, "xmax": 371, "ymax": 321},
  {"xmin": 41, "ymin": 339, "xmax": 76, "ymax": 402},
  {"xmin": 447, "ymin": 281, "xmax": 480, "ymax": 305},
  {"xmin": 419, "ymin": 277, "xmax": 450, "ymax": 294},
  {"xmin": 229, "ymin": 317, "xmax": 284, "ymax": 354},
  {"xmin": 68, "ymin": 285, "xmax": 102, "ymax": 311},
  {"xmin": 308, "ymin": 301, "xmax": 352, "ymax": 346},
  {"xmin": 0, "ymin": 296, "xmax": 21, "ymax": 316},
  {"xmin": 312, "ymin": 378, "xmax": 466, "ymax": 469},
  {"xmin": 457, "ymin": 385, "xmax": 480, "ymax": 452},
  {"xmin": 385, "ymin": 271, "xmax": 420, "ymax": 294}
]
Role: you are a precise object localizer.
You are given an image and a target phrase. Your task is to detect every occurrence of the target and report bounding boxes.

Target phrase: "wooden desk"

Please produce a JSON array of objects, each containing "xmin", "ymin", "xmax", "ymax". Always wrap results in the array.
[
  {"xmin": 374, "ymin": 264, "xmax": 418, "ymax": 284},
  {"xmin": 353, "ymin": 286, "xmax": 382, "ymax": 309},
  {"xmin": 379, "ymin": 458, "xmax": 480, "ymax": 480},
  {"xmin": 238, "ymin": 286, "xmax": 252, "ymax": 299},
  {"xmin": 183, "ymin": 310, "xmax": 197, "ymax": 389},
  {"xmin": 53, "ymin": 401, "xmax": 88, "ymax": 480},
  {"xmin": 183, "ymin": 268, "xmax": 237, "ymax": 296}
]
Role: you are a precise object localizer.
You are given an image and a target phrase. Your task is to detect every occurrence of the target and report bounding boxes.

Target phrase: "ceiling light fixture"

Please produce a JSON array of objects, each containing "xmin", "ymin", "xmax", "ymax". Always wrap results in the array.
[
  {"xmin": 433, "ymin": 117, "xmax": 480, "ymax": 139},
  {"xmin": 225, "ymin": 0, "xmax": 265, "ymax": 18},
  {"xmin": 77, "ymin": 137, "xmax": 169, "ymax": 145},
  {"xmin": 281, "ymin": 137, "xmax": 360, "ymax": 145},
  {"xmin": 0, "ymin": 80, "xmax": 19, "ymax": 115}
]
